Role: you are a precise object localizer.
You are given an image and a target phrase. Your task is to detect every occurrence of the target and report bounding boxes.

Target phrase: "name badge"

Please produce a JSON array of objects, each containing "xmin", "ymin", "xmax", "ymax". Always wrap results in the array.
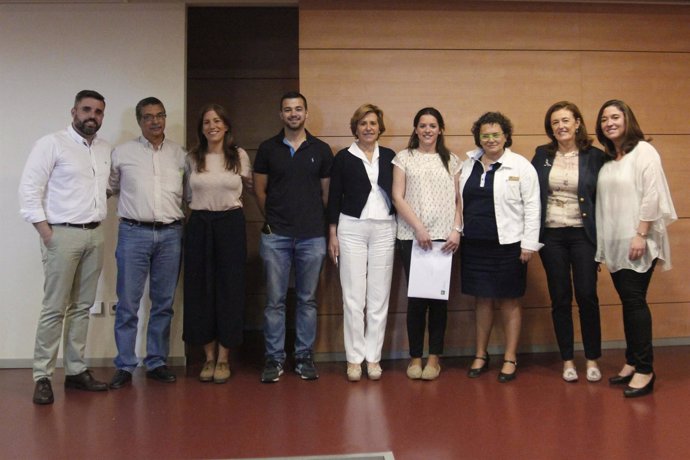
[{"xmin": 508, "ymin": 176, "xmax": 520, "ymax": 181}]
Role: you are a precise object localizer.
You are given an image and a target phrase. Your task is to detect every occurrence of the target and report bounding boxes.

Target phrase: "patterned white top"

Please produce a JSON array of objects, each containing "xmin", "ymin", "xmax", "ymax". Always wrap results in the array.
[
  {"xmin": 392, "ymin": 148, "xmax": 460, "ymax": 240},
  {"xmin": 595, "ymin": 141, "xmax": 676, "ymax": 272}
]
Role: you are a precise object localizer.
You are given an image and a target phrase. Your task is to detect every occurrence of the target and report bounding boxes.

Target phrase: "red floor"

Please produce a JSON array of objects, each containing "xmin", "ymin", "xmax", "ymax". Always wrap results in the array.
[{"xmin": 1, "ymin": 346, "xmax": 689, "ymax": 460}]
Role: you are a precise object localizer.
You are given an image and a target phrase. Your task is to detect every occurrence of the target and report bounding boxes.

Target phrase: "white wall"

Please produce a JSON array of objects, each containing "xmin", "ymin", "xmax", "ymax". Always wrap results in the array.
[{"xmin": 0, "ymin": 2, "xmax": 186, "ymax": 366}]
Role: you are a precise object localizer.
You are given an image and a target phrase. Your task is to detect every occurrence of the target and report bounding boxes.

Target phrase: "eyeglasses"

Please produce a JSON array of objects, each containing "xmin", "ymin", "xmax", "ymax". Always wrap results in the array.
[
  {"xmin": 480, "ymin": 133, "xmax": 503, "ymax": 141},
  {"xmin": 141, "ymin": 113, "xmax": 167, "ymax": 123}
]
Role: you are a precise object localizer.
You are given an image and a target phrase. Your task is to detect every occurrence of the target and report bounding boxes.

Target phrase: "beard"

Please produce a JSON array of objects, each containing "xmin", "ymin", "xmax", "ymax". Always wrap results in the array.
[
  {"xmin": 73, "ymin": 118, "xmax": 101, "ymax": 137},
  {"xmin": 284, "ymin": 117, "xmax": 305, "ymax": 131}
]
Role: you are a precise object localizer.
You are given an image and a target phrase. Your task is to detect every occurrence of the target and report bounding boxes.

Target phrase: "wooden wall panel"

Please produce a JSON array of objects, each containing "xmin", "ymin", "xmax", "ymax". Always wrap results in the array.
[
  {"xmin": 298, "ymin": 0, "xmax": 690, "ymax": 357},
  {"xmin": 300, "ymin": 0, "xmax": 690, "ymax": 52},
  {"xmin": 301, "ymin": 49, "xmax": 690, "ymax": 137}
]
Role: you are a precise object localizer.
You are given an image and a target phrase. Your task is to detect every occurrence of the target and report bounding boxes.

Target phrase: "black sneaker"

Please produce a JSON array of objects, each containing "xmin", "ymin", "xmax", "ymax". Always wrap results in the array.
[
  {"xmin": 295, "ymin": 355, "xmax": 319, "ymax": 380},
  {"xmin": 261, "ymin": 360, "xmax": 284, "ymax": 383}
]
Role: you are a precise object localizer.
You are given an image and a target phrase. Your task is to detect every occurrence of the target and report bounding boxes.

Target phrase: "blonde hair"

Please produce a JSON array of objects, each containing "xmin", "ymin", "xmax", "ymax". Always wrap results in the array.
[{"xmin": 350, "ymin": 103, "xmax": 385, "ymax": 139}]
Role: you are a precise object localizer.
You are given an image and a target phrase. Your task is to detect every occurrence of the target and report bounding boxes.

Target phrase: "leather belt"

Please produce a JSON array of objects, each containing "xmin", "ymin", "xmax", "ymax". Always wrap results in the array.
[
  {"xmin": 121, "ymin": 218, "xmax": 182, "ymax": 228},
  {"xmin": 52, "ymin": 222, "xmax": 100, "ymax": 229}
]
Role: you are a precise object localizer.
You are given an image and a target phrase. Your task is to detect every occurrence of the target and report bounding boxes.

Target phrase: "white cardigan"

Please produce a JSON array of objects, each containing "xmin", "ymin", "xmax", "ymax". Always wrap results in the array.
[{"xmin": 459, "ymin": 148, "xmax": 543, "ymax": 252}]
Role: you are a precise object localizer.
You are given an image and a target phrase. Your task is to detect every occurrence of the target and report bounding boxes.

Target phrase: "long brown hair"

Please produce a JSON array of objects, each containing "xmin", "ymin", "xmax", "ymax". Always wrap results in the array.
[
  {"xmin": 595, "ymin": 99, "xmax": 649, "ymax": 159},
  {"xmin": 406, "ymin": 107, "xmax": 451, "ymax": 173},
  {"xmin": 189, "ymin": 103, "xmax": 240, "ymax": 173}
]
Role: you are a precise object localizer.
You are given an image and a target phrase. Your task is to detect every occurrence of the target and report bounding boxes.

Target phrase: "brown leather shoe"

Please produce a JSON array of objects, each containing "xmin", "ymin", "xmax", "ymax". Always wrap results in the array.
[
  {"xmin": 65, "ymin": 370, "xmax": 108, "ymax": 391},
  {"xmin": 33, "ymin": 378, "xmax": 54, "ymax": 404}
]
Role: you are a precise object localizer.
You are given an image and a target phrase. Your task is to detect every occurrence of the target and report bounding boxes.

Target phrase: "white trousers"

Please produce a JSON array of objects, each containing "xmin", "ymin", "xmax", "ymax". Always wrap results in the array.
[{"xmin": 338, "ymin": 217, "xmax": 396, "ymax": 364}]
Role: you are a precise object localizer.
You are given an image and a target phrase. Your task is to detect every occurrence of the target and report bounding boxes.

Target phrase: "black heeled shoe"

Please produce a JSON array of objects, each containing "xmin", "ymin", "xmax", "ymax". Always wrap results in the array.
[
  {"xmin": 467, "ymin": 355, "xmax": 489, "ymax": 378},
  {"xmin": 624, "ymin": 374, "xmax": 655, "ymax": 398},
  {"xmin": 498, "ymin": 359, "xmax": 517, "ymax": 383},
  {"xmin": 608, "ymin": 373, "xmax": 634, "ymax": 385}
]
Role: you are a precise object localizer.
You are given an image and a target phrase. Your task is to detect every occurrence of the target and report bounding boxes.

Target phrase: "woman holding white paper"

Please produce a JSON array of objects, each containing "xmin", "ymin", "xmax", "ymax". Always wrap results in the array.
[
  {"xmin": 460, "ymin": 112, "xmax": 541, "ymax": 383},
  {"xmin": 392, "ymin": 107, "xmax": 462, "ymax": 381}
]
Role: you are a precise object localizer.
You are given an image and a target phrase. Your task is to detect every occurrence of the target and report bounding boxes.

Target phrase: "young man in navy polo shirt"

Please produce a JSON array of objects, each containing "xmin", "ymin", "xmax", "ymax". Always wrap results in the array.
[{"xmin": 253, "ymin": 91, "xmax": 333, "ymax": 382}]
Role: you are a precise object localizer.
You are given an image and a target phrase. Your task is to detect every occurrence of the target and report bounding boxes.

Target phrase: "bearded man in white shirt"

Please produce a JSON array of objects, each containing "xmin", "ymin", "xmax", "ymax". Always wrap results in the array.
[
  {"xmin": 107, "ymin": 97, "xmax": 185, "ymax": 389},
  {"xmin": 19, "ymin": 90, "xmax": 112, "ymax": 405}
]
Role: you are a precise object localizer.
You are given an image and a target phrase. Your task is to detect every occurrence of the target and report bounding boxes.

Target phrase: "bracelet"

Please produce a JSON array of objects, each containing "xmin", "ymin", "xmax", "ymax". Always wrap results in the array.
[
  {"xmin": 636, "ymin": 231, "xmax": 648, "ymax": 238},
  {"xmin": 453, "ymin": 226, "xmax": 462, "ymax": 233}
]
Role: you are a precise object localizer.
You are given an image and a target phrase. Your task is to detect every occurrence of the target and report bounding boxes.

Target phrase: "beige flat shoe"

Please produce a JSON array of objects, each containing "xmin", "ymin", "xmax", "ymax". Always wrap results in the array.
[
  {"xmin": 213, "ymin": 362, "xmax": 231, "ymax": 384},
  {"xmin": 422, "ymin": 363, "xmax": 441, "ymax": 381},
  {"xmin": 367, "ymin": 362, "xmax": 382, "ymax": 381},
  {"xmin": 586, "ymin": 366, "xmax": 602, "ymax": 382},
  {"xmin": 406, "ymin": 362, "xmax": 423, "ymax": 380},
  {"xmin": 347, "ymin": 362, "xmax": 362, "ymax": 382},
  {"xmin": 199, "ymin": 360, "xmax": 215, "ymax": 382},
  {"xmin": 562, "ymin": 367, "xmax": 578, "ymax": 382}
]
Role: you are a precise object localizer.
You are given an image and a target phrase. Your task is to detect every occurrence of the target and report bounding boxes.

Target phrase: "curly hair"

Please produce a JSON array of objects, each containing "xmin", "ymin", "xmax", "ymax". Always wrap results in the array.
[{"xmin": 471, "ymin": 111, "xmax": 513, "ymax": 149}]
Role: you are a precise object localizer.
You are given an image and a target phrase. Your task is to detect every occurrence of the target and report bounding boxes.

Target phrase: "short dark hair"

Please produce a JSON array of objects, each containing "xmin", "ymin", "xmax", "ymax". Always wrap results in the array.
[
  {"xmin": 74, "ymin": 90, "xmax": 105, "ymax": 107},
  {"xmin": 471, "ymin": 111, "xmax": 513, "ymax": 148},
  {"xmin": 543, "ymin": 101, "xmax": 592, "ymax": 155},
  {"xmin": 595, "ymin": 99, "xmax": 648, "ymax": 158},
  {"xmin": 135, "ymin": 97, "xmax": 165, "ymax": 123},
  {"xmin": 280, "ymin": 91, "xmax": 308, "ymax": 110}
]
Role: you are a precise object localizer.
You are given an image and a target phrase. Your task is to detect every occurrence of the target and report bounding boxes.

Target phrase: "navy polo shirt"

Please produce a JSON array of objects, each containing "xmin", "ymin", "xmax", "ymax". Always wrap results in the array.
[
  {"xmin": 462, "ymin": 160, "xmax": 501, "ymax": 240},
  {"xmin": 254, "ymin": 130, "xmax": 333, "ymax": 238}
]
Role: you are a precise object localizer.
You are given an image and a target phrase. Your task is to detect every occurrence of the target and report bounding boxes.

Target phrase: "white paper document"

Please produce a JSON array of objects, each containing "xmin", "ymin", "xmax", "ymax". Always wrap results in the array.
[{"xmin": 407, "ymin": 240, "xmax": 453, "ymax": 300}]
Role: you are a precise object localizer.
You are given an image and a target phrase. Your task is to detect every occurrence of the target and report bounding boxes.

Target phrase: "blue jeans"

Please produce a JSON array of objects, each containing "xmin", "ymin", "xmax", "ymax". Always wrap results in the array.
[
  {"xmin": 260, "ymin": 233, "xmax": 326, "ymax": 362},
  {"xmin": 114, "ymin": 221, "xmax": 182, "ymax": 372}
]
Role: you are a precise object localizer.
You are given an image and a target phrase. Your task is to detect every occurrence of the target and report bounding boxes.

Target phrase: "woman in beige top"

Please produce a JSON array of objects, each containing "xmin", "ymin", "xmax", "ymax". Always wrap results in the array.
[
  {"xmin": 183, "ymin": 104, "xmax": 252, "ymax": 383},
  {"xmin": 532, "ymin": 101, "xmax": 605, "ymax": 383}
]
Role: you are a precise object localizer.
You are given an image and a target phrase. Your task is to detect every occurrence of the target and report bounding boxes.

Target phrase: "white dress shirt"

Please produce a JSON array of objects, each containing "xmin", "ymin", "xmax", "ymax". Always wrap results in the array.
[
  {"xmin": 19, "ymin": 125, "xmax": 111, "ymax": 224},
  {"xmin": 109, "ymin": 136, "xmax": 186, "ymax": 223},
  {"xmin": 459, "ymin": 148, "xmax": 543, "ymax": 252}
]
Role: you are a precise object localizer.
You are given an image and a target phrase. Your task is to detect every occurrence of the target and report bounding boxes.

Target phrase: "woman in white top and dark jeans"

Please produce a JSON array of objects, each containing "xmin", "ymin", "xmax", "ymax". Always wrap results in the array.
[
  {"xmin": 327, "ymin": 103, "xmax": 396, "ymax": 382},
  {"xmin": 595, "ymin": 99, "xmax": 676, "ymax": 397},
  {"xmin": 392, "ymin": 107, "xmax": 462, "ymax": 381},
  {"xmin": 183, "ymin": 104, "xmax": 253, "ymax": 384}
]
